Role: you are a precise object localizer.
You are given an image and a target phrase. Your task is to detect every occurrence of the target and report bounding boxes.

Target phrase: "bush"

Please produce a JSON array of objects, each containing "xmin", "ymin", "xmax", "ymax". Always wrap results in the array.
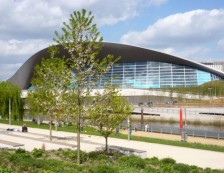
[
  {"xmin": 145, "ymin": 157, "xmax": 160, "ymax": 166},
  {"xmin": 161, "ymin": 157, "xmax": 176, "ymax": 165},
  {"xmin": 9, "ymin": 153, "xmax": 31, "ymax": 162},
  {"xmin": 88, "ymin": 150, "xmax": 122, "ymax": 162},
  {"xmin": 119, "ymin": 155, "xmax": 146, "ymax": 169},
  {"xmin": 190, "ymin": 165, "xmax": 201, "ymax": 173},
  {"xmin": 88, "ymin": 151, "xmax": 107, "ymax": 161},
  {"xmin": 90, "ymin": 165, "xmax": 117, "ymax": 173},
  {"xmin": 32, "ymin": 148, "xmax": 44, "ymax": 158},
  {"xmin": 143, "ymin": 165, "xmax": 156, "ymax": 173},
  {"xmin": 173, "ymin": 163, "xmax": 191, "ymax": 173},
  {"xmin": 64, "ymin": 150, "xmax": 88, "ymax": 163},
  {"xmin": 161, "ymin": 164, "xmax": 173, "ymax": 172},
  {"xmin": 15, "ymin": 148, "xmax": 26, "ymax": 154},
  {"xmin": 203, "ymin": 168, "xmax": 224, "ymax": 173},
  {"xmin": 0, "ymin": 166, "xmax": 12, "ymax": 173},
  {"xmin": 204, "ymin": 168, "xmax": 213, "ymax": 173}
]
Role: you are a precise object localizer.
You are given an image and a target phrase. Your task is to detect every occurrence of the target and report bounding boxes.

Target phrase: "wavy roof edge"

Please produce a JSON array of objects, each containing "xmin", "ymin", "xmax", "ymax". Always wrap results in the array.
[{"xmin": 7, "ymin": 42, "xmax": 224, "ymax": 89}]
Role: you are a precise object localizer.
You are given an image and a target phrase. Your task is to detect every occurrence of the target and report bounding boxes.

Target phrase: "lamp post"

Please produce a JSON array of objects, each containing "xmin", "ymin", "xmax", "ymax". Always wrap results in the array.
[
  {"xmin": 138, "ymin": 103, "xmax": 144, "ymax": 130},
  {"xmin": 9, "ymin": 98, "xmax": 11, "ymax": 125},
  {"xmin": 127, "ymin": 117, "xmax": 130, "ymax": 141}
]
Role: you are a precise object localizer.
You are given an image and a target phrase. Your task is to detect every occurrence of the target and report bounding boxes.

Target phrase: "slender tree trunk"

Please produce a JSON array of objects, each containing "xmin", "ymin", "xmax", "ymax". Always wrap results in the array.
[
  {"xmin": 77, "ymin": 88, "xmax": 81, "ymax": 164},
  {"xmin": 105, "ymin": 136, "xmax": 108, "ymax": 152},
  {"xmin": 77, "ymin": 115, "xmax": 81, "ymax": 164},
  {"xmin": 49, "ymin": 114, "xmax": 52, "ymax": 141}
]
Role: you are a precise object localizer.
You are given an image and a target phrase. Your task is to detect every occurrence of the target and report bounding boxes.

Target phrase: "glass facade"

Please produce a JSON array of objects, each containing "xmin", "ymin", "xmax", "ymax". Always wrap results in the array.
[{"xmin": 98, "ymin": 61, "xmax": 221, "ymax": 89}]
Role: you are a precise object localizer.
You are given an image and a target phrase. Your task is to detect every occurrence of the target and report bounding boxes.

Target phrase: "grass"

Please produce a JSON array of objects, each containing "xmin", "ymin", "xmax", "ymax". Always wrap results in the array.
[{"xmin": 1, "ymin": 119, "xmax": 224, "ymax": 152}]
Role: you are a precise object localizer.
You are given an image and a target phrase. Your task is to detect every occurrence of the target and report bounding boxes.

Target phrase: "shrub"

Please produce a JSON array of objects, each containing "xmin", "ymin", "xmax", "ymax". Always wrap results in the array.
[
  {"xmin": 161, "ymin": 157, "xmax": 176, "ymax": 165},
  {"xmin": 161, "ymin": 164, "xmax": 173, "ymax": 172},
  {"xmin": 90, "ymin": 165, "xmax": 117, "ymax": 173},
  {"xmin": 31, "ymin": 159, "xmax": 45, "ymax": 168},
  {"xmin": 119, "ymin": 155, "xmax": 146, "ymax": 169},
  {"xmin": 145, "ymin": 157, "xmax": 160, "ymax": 166},
  {"xmin": 143, "ymin": 165, "xmax": 156, "ymax": 173},
  {"xmin": 190, "ymin": 165, "xmax": 201, "ymax": 173},
  {"xmin": 0, "ymin": 166, "xmax": 12, "ymax": 173},
  {"xmin": 32, "ymin": 148, "xmax": 44, "ymax": 158},
  {"xmin": 88, "ymin": 151, "xmax": 107, "ymax": 161},
  {"xmin": 173, "ymin": 163, "xmax": 191, "ymax": 173},
  {"xmin": 9, "ymin": 153, "xmax": 31, "ymax": 162},
  {"xmin": 88, "ymin": 151, "xmax": 99, "ymax": 160},
  {"xmin": 11, "ymin": 156, "xmax": 36, "ymax": 172},
  {"xmin": 204, "ymin": 168, "xmax": 224, "ymax": 173},
  {"xmin": 66, "ymin": 150, "xmax": 88, "ymax": 163},
  {"xmin": 15, "ymin": 148, "xmax": 26, "ymax": 154},
  {"xmin": 88, "ymin": 150, "xmax": 120, "ymax": 161}
]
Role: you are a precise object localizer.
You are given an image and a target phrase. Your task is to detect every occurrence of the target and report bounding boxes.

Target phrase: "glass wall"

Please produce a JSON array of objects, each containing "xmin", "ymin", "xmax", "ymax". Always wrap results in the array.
[{"xmin": 99, "ymin": 61, "xmax": 222, "ymax": 89}]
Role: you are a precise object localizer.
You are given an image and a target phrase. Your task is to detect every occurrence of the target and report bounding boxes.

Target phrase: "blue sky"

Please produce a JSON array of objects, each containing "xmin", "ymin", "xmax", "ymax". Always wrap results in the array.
[{"xmin": 0, "ymin": 0, "xmax": 224, "ymax": 80}]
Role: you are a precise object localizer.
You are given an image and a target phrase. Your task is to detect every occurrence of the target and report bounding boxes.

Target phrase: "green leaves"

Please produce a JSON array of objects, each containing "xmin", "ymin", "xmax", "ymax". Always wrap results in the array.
[
  {"xmin": 0, "ymin": 82, "xmax": 23, "ymax": 120},
  {"xmin": 28, "ymin": 46, "xmax": 71, "ymax": 121},
  {"xmin": 30, "ymin": 9, "xmax": 120, "ymax": 163},
  {"xmin": 88, "ymin": 86, "xmax": 133, "ymax": 150}
]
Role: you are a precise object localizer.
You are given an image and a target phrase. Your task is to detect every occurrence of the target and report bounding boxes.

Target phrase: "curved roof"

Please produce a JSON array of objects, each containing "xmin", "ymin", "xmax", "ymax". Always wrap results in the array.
[{"xmin": 7, "ymin": 42, "xmax": 224, "ymax": 89}]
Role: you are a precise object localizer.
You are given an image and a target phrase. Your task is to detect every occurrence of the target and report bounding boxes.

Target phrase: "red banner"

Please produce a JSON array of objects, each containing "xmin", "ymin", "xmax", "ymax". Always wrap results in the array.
[{"xmin": 179, "ymin": 107, "xmax": 183, "ymax": 129}]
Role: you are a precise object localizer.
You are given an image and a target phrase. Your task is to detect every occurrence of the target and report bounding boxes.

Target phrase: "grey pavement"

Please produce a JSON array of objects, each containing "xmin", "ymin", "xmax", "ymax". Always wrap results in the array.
[{"xmin": 0, "ymin": 123, "xmax": 224, "ymax": 170}]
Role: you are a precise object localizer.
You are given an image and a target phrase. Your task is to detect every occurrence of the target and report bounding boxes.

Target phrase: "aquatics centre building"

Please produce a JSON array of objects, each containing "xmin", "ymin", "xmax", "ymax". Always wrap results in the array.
[{"xmin": 8, "ymin": 42, "xmax": 224, "ymax": 90}]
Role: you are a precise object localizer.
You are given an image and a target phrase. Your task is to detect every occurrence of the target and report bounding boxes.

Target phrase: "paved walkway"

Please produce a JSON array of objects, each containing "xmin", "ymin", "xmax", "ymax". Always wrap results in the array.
[{"xmin": 0, "ymin": 124, "xmax": 224, "ymax": 170}]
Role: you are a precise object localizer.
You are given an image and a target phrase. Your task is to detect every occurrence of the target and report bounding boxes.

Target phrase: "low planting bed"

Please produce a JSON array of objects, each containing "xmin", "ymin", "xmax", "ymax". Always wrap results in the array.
[{"xmin": 0, "ymin": 148, "xmax": 223, "ymax": 173}]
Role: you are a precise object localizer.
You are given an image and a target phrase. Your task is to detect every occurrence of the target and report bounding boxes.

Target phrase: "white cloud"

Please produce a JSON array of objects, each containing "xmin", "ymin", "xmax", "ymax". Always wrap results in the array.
[
  {"xmin": 0, "ymin": 0, "xmax": 168, "ymax": 80},
  {"xmin": 91, "ymin": 0, "xmax": 139, "ymax": 26},
  {"xmin": 0, "ymin": 38, "xmax": 53, "ymax": 80},
  {"xmin": 1, "ymin": 0, "xmax": 148, "ymax": 78},
  {"xmin": 0, "ymin": 39, "xmax": 52, "ymax": 60},
  {"xmin": 0, "ymin": 63, "xmax": 22, "ymax": 81},
  {"xmin": 120, "ymin": 9, "xmax": 224, "ymax": 52},
  {"xmin": 0, "ymin": 0, "xmax": 168, "ymax": 40},
  {"xmin": 150, "ymin": 46, "xmax": 210, "ymax": 61},
  {"xmin": 0, "ymin": 0, "xmax": 66, "ymax": 40},
  {"xmin": 0, "ymin": 39, "xmax": 52, "ymax": 56},
  {"xmin": 176, "ymin": 47, "xmax": 212, "ymax": 62}
]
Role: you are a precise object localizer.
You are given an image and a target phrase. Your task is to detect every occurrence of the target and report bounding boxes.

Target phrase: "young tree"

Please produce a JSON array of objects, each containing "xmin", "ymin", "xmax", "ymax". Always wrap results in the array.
[
  {"xmin": 53, "ymin": 9, "xmax": 118, "ymax": 164},
  {"xmin": 88, "ymin": 86, "xmax": 133, "ymax": 152},
  {"xmin": 28, "ymin": 46, "xmax": 71, "ymax": 140}
]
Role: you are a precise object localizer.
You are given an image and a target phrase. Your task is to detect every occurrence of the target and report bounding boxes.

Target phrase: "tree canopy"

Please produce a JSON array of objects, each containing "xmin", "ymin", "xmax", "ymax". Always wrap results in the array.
[
  {"xmin": 88, "ymin": 86, "xmax": 133, "ymax": 151},
  {"xmin": 0, "ymin": 81, "xmax": 23, "ymax": 120},
  {"xmin": 53, "ymin": 9, "xmax": 119, "ymax": 164},
  {"xmin": 28, "ymin": 46, "xmax": 71, "ymax": 140}
]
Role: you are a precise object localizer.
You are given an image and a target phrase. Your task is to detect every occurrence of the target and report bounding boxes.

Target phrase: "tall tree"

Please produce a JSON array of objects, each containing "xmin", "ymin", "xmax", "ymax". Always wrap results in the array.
[
  {"xmin": 88, "ymin": 86, "xmax": 133, "ymax": 151},
  {"xmin": 28, "ymin": 46, "xmax": 71, "ymax": 140},
  {"xmin": 53, "ymin": 9, "xmax": 118, "ymax": 164}
]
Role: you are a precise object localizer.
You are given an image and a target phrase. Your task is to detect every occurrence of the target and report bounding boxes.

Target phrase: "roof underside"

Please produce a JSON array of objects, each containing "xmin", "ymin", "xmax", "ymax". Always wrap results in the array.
[{"xmin": 7, "ymin": 42, "xmax": 224, "ymax": 89}]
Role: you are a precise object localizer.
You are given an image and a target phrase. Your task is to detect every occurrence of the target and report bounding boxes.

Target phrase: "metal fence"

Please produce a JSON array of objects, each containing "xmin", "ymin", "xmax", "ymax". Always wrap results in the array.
[{"xmin": 122, "ymin": 122, "xmax": 224, "ymax": 140}]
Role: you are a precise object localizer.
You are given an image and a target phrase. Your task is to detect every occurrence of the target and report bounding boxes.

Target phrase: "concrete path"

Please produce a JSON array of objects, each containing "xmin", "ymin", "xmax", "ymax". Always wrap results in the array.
[{"xmin": 0, "ymin": 124, "xmax": 224, "ymax": 170}]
